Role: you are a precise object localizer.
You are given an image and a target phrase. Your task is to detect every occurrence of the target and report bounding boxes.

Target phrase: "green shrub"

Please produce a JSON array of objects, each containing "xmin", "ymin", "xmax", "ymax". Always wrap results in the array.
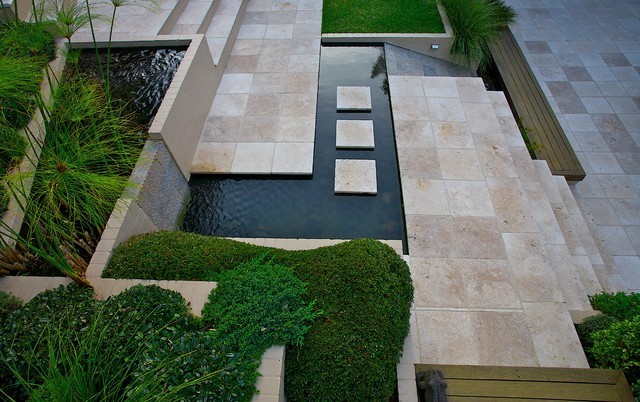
[
  {"xmin": 590, "ymin": 316, "xmax": 640, "ymax": 395},
  {"xmin": 0, "ymin": 20, "xmax": 55, "ymax": 61},
  {"xmin": 204, "ymin": 257, "xmax": 319, "ymax": 352},
  {"xmin": 0, "ymin": 56, "xmax": 43, "ymax": 129},
  {"xmin": 0, "ymin": 291, "xmax": 22, "ymax": 321},
  {"xmin": 0, "ymin": 183, "xmax": 7, "ymax": 214},
  {"xmin": 576, "ymin": 314, "xmax": 618, "ymax": 361},
  {"xmin": 590, "ymin": 292, "xmax": 640, "ymax": 322},
  {"xmin": 438, "ymin": 0, "xmax": 516, "ymax": 67},
  {"xmin": 106, "ymin": 233, "xmax": 414, "ymax": 401}
]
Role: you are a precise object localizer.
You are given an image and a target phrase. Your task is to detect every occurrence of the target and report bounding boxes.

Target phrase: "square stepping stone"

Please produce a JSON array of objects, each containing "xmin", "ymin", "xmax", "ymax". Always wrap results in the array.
[
  {"xmin": 336, "ymin": 120, "xmax": 375, "ymax": 149},
  {"xmin": 337, "ymin": 86, "xmax": 372, "ymax": 111},
  {"xmin": 334, "ymin": 159, "xmax": 377, "ymax": 194}
]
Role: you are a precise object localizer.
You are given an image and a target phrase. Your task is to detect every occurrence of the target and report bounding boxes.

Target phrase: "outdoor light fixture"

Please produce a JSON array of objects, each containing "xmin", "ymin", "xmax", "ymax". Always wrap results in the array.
[{"xmin": 431, "ymin": 44, "xmax": 439, "ymax": 50}]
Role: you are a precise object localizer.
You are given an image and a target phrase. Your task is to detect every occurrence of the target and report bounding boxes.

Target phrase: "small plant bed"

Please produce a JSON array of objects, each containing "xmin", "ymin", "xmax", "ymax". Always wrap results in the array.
[
  {"xmin": 575, "ymin": 292, "xmax": 640, "ymax": 398},
  {"xmin": 0, "ymin": 266, "xmax": 316, "ymax": 401},
  {"xmin": 106, "ymin": 233, "xmax": 414, "ymax": 401},
  {"xmin": 322, "ymin": 0, "xmax": 444, "ymax": 34},
  {"xmin": 0, "ymin": 19, "xmax": 56, "ymax": 214}
]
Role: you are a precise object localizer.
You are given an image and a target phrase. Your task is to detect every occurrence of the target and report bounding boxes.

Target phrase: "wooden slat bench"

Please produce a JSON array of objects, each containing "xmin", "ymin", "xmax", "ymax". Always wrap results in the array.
[
  {"xmin": 416, "ymin": 364, "xmax": 635, "ymax": 401},
  {"xmin": 489, "ymin": 28, "xmax": 586, "ymax": 182}
]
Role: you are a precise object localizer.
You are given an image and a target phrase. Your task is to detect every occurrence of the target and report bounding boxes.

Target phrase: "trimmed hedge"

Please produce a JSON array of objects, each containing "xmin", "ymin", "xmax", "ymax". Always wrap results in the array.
[
  {"xmin": 105, "ymin": 232, "xmax": 414, "ymax": 401},
  {"xmin": 590, "ymin": 292, "xmax": 640, "ymax": 322}
]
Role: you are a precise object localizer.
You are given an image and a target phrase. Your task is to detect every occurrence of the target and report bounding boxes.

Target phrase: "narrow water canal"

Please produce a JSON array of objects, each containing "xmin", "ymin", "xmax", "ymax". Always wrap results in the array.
[{"xmin": 182, "ymin": 46, "xmax": 405, "ymax": 243}]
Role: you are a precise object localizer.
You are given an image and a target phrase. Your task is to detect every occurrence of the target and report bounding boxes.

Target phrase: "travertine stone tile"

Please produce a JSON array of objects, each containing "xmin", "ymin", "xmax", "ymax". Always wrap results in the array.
[
  {"xmin": 283, "ymin": 72, "xmax": 318, "ymax": 92},
  {"xmin": 452, "ymin": 216, "xmax": 507, "ymax": 259},
  {"xmin": 231, "ymin": 142, "xmax": 275, "ymax": 173},
  {"xmin": 415, "ymin": 310, "xmax": 479, "ymax": 365},
  {"xmin": 280, "ymin": 92, "xmax": 317, "ymax": 116},
  {"xmin": 428, "ymin": 97, "xmax": 466, "ymax": 122},
  {"xmin": 264, "ymin": 24, "xmax": 294, "ymax": 39},
  {"xmin": 445, "ymin": 180, "xmax": 495, "ymax": 217},
  {"xmin": 613, "ymin": 256, "xmax": 640, "ymax": 290},
  {"xmin": 257, "ymin": 53, "xmax": 289, "ymax": 72},
  {"xmin": 498, "ymin": 116, "xmax": 527, "ymax": 147},
  {"xmin": 210, "ymin": 93, "xmax": 249, "ymax": 116},
  {"xmin": 488, "ymin": 91, "xmax": 512, "ymax": 117},
  {"xmin": 474, "ymin": 138, "xmax": 519, "ymax": 178},
  {"xmin": 389, "ymin": 76, "xmax": 424, "ymax": 97},
  {"xmin": 201, "ymin": 116, "xmax": 242, "ymax": 142},
  {"xmin": 277, "ymin": 116, "xmax": 315, "ymax": 142},
  {"xmin": 271, "ymin": 142, "xmax": 314, "ymax": 174},
  {"xmin": 238, "ymin": 116, "xmax": 279, "ymax": 142},
  {"xmin": 410, "ymin": 258, "xmax": 519, "ymax": 309},
  {"xmin": 474, "ymin": 311, "xmax": 538, "ymax": 366},
  {"xmin": 250, "ymin": 73, "xmax": 287, "ymax": 93},
  {"xmin": 269, "ymin": 10, "xmax": 296, "ymax": 24},
  {"xmin": 336, "ymin": 120, "xmax": 375, "ymax": 149},
  {"xmin": 526, "ymin": 190, "xmax": 567, "ymax": 246},
  {"xmin": 334, "ymin": 159, "xmax": 377, "ymax": 194},
  {"xmin": 510, "ymin": 147, "xmax": 545, "ymax": 191},
  {"xmin": 522, "ymin": 302, "xmax": 589, "ymax": 368},
  {"xmin": 462, "ymin": 102, "xmax": 501, "ymax": 134},
  {"xmin": 287, "ymin": 54, "xmax": 319, "ymax": 72},
  {"xmin": 236, "ymin": 23, "xmax": 267, "ymax": 39},
  {"xmin": 337, "ymin": 86, "xmax": 372, "ymax": 111},
  {"xmin": 290, "ymin": 38, "xmax": 320, "ymax": 54},
  {"xmin": 218, "ymin": 73, "xmax": 254, "ymax": 93},
  {"xmin": 191, "ymin": 143, "xmax": 236, "ymax": 173},
  {"xmin": 391, "ymin": 96, "xmax": 429, "ymax": 120},
  {"xmin": 231, "ymin": 39, "xmax": 262, "ymax": 55},
  {"xmin": 395, "ymin": 120, "xmax": 436, "ymax": 149},
  {"xmin": 406, "ymin": 215, "xmax": 459, "ymax": 258},
  {"xmin": 438, "ymin": 149, "xmax": 484, "ymax": 180},
  {"xmin": 488, "ymin": 178, "xmax": 539, "ymax": 233},
  {"xmin": 422, "ymin": 77, "xmax": 459, "ymax": 98},
  {"xmin": 432, "ymin": 121, "xmax": 473, "ymax": 149},
  {"xmin": 245, "ymin": 93, "xmax": 282, "ymax": 116},
  {"xmin": 402, "ymin": 179, "xmax": 449, "ymax": 216},
  {"xmin": 545, "ymin": 244, "xmax": 592, "ymax": 311},
  {"xmin": 397, "ymin": 148, "xmax": 441, "ymax": 179},
  {"xmin": 456, "ymin": 78, "xmax": 491, "ymax": 103},
  {"xmin": 503, "ymin": 233, "xmax": 564, "ymax": 302}
]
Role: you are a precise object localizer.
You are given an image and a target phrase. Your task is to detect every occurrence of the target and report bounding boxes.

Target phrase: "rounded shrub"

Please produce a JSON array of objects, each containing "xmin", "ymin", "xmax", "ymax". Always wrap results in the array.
[
  {"xmin": 575, "ymin": 314, "xmax": 618, "ymax": 360},
  {"xmin": 590, "ymin": 316, "xmax": 640, "ymax": 394},
  {"xmin": 589, "ymin": 292, "xmax": 640, "ymax": 322},
  {"xmin": 0, "ymin": 291, "xmax": 22, "ymax": 322}
]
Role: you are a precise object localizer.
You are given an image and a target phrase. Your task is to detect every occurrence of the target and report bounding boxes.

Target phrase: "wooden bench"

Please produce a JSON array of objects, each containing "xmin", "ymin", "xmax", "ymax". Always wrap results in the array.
[
  {"xmin": 416, "ymin": 364, "xmax": 635, "ymax": 401},
  {"xmin": 489, "ymin": 28, "xmax": 586, "ymax": 182}
]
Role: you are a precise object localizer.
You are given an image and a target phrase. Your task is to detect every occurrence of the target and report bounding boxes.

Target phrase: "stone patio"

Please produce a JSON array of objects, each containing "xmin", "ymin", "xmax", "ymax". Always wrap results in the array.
[{"xmin": 4, "ymin": 0, "xmax": 640, "ymax": 400}]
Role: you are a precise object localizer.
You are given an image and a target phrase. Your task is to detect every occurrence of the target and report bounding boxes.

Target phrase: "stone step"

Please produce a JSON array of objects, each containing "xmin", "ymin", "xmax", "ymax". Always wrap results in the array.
[
  {"xmin": 203, "ymin": 0, "xmax": 247, "ymax": 66},
  {"xmin": 488, "ymin": 91, "xmax": 595, "ymax": 311},
  {"xmin": 167, "ymin": 0, "xmax": 219, "ymax": 35},
  {"xmin": 334, "ymin": 159, "xmax": 377, "ymax": 195}
]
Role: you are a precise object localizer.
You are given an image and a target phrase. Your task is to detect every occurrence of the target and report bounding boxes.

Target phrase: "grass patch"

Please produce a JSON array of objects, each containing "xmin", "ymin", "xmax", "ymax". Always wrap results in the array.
[
  {"xmin": 105, "ymin": 232, "xmax": 414, "ymax": 401},
  {"xmin": 322, "ymin": 0, "xmax": 445, "ymax": 33}
]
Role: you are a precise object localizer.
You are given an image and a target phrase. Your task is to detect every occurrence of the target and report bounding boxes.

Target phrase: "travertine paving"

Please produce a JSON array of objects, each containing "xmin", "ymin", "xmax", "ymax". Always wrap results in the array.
[
  {"xmin": 506, "ymin": 0, "xmax": 640, "ymax": 293},
  {"xmin": 390, "ymin": 75, "xmax": 591, "ymax": 368},
  {"xmin": 336, "ymin": 86, "xmax": 372, "ymax": 111},
  {"xmin": 334, "ymin": 159, "xmax": 377, "ymax": 194},
  {"xmin": 191, "ymin": 0, "xmax": 322, "ymax": 174},
  {"xmin": 336, "ymin": 120, "xmax": 375, "ymax": 149}
]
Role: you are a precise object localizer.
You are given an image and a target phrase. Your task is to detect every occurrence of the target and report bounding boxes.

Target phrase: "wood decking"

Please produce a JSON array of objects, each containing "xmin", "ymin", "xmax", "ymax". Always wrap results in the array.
[
  {"xmin": 490, "ymin": 28, "xmax": 586, "ymax": 182},
  {"xmin": 416, "ymin": 364, "xmax": 635, "ymax": 401}
]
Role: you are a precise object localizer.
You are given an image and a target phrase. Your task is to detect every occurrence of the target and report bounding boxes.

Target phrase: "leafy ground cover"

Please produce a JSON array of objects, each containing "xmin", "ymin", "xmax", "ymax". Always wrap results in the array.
[
  {"xmin": 576, "ymin": 292, "xmax": 640, "ymax": 397},
  {"xmin": 105, "ymin": 233, "xmax": 414, "ymax": 401},
  {"xmin": 0, "ymin": 261, "xmax": 315, "ymax": 401},
  {"xmin": 322, "ymin": 0, "xmax": 444, "ymax": 33}
]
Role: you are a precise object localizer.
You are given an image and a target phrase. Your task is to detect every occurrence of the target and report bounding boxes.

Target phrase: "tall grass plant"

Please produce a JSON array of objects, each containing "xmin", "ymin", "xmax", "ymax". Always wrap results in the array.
[{"xmin": 439, "ymin": 0, "xmax": 515, "ymax": 68}]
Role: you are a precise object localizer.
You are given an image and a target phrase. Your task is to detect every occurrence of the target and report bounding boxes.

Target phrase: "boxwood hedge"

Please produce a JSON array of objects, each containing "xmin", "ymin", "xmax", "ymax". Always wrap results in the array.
[{"xmin": 105, "ymin": 232, "xmax": 414, "ymax": 401}]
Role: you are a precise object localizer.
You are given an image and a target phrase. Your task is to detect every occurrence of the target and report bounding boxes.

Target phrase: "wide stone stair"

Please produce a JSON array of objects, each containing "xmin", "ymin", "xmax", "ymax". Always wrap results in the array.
[{"xmin": 490, "ymin": 91, "xmax": 607, "ymax": 311}]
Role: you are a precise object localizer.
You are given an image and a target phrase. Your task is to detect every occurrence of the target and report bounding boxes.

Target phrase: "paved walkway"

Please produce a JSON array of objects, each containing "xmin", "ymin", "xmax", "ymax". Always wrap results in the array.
[
  {"xmin": 191, "ymin": 0, "xmax": 322, "ymax": 174},
  {"xmin": 506, "ymin": 0, "xmax": 640, "ymax": 293}
]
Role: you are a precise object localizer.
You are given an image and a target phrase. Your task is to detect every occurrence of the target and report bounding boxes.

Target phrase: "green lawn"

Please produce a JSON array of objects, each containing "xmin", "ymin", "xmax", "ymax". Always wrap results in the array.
[{"xmin": 322, "ymin": 0, "xmax": 445, "ymax": 34}]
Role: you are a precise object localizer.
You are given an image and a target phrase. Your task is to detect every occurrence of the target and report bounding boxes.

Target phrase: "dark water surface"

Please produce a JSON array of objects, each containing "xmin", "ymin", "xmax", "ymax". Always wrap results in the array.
[
  {"xmin": 78, "ymin": 47, "xmax": 186, "ymax": 125},
  {"xmin": 183, "ymin": 46, "xmax": 405, "ymax": 243}
]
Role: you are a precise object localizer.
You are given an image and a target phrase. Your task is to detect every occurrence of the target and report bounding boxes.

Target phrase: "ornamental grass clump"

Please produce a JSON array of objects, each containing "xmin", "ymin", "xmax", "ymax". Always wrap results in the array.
[
  {"xmin": 438, "ymin": 0, "xmax": 516, "ymax": 68},
  {"xmin": 0, "ymin": 284, "xmax": 225, "ymax": 401},
  {"xmin": 0, "ymin": 57, "xmax": 43, "ymax": 129}
]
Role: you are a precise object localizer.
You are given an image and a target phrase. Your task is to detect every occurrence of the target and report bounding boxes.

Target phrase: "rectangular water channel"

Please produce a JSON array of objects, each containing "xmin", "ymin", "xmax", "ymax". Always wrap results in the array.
[{"xmin": 182, "ymin": 46, "xmax": 406, "ymax": 245}]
